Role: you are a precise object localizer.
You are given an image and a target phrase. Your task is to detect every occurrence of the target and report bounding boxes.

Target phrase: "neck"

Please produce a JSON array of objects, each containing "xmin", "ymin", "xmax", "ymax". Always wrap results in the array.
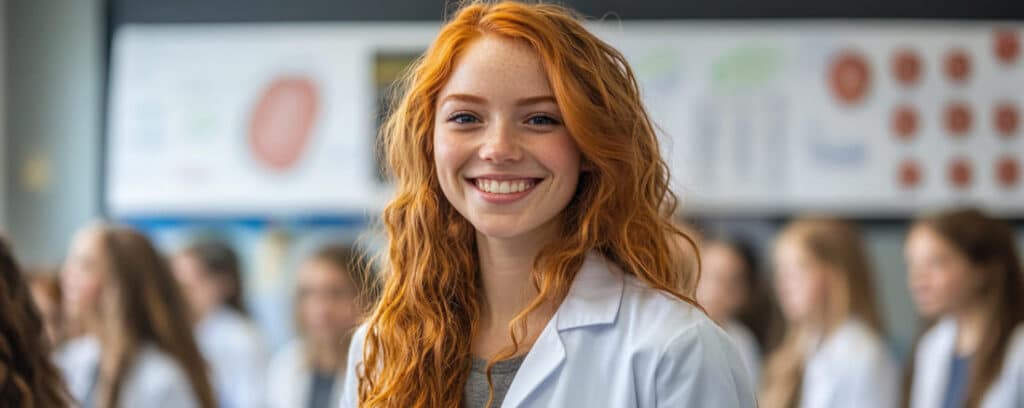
[
  {"xmin": 307, "ymin": 334, "xmax": 350, "ymax": 373},
  {"xmin": 473, "ymin": 221, "xmax": 560, "ymax": 355},
  {"xmin": 954, "ymin": 299, "xmax": 990, "ymax": 356}
]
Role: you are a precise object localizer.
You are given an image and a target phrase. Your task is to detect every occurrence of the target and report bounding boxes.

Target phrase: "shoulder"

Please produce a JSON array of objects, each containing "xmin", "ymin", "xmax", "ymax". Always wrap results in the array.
[
  {"xmin": 616, "ymin": 274, "xmax": 722, "ymax": 345},
  {"xmin": 126, "ymin": 345, "xmax": 199, "ymax": 405},
  {"xmin": 1003, "ymin": 323, "xmax": 1024, "ymax": 372},
  {"xmin": 816, "ymin": 319, "xmax": 895, "ymax": 379},
  {"xmin": 268, "ymin": 339, "xmax": 306, "ymax": 377},
  {"xmin": 916, "ymin": 317, "xmax": 957, "ymax": 359}
]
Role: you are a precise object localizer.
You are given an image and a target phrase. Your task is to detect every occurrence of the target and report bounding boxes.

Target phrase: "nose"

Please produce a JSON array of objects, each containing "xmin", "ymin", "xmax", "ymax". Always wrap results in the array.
[{"xmin": 478, "ymin": 121, "xmax": 522, "ymax": 164}]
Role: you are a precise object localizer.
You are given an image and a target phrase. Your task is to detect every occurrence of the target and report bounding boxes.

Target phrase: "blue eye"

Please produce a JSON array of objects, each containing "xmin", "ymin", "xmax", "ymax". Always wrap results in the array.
[
  {"xmin": 527, "ymin": 115, "xmax": 560, "ymax": 126},
  {"xmin": 448, "ymin": 113, "xmax": 480, "ymax": 124}
]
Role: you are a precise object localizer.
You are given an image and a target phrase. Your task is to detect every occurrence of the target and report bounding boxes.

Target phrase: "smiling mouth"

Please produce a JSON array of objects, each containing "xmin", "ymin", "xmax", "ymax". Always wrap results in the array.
[{"xmin": 468, "ymin": 177, "xmax": 542, "ymax": 194}]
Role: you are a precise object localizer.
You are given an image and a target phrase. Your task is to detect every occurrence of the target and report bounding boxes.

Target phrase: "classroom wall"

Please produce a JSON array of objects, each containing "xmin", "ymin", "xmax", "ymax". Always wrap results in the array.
[{"xmin": 5, "ymin": 0, "xmax": 104, "ymax": 264}]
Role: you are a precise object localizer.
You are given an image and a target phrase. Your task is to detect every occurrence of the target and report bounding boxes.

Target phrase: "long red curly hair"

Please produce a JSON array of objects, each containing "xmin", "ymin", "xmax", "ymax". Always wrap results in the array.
[{"xmin": 357, "ymin": 1, "xmax": 698, "ymax": 406}]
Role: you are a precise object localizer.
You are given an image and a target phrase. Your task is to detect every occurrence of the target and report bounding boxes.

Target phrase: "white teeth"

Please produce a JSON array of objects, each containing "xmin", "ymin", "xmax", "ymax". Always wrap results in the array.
[{"xmin": 475, "ymin": 178, "xmax": 535, "ymax": 194}]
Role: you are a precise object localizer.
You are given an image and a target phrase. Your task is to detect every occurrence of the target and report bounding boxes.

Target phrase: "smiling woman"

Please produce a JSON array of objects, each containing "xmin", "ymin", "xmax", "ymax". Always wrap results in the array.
[{"xmin": 342, "ymin": 1, "xmax": 756, "ymax": 407}]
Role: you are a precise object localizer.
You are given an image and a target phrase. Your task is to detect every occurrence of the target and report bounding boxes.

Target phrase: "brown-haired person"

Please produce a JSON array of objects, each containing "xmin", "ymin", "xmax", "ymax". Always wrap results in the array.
[
  {"xmin": 341, "ymin": 1, "xmax": 755, "ymax": 407},
  {"xmin": 0, "ymin": 235, "xmax": 73, "ymax": 407},
  {"xmin": 696, "ymin": 235, "xmax": 765, "ymax": 387},
  {"xmin": 267, "ymin": 244, "xmax": 377, "ymax": 408},
  {"xmin": 57, "ymin": 223, "xmax": 215, "ymax": 408},
  {"xmin": 904, "ymin": 208, "xmax": 1024, "ymax": 408},
  {"xmin": 761, "ymin": 218, "xmax": 898, "ymax": 408},
  {"xmin": 171, "ymin": 240, "xmax": 268, "ymax": 408}
]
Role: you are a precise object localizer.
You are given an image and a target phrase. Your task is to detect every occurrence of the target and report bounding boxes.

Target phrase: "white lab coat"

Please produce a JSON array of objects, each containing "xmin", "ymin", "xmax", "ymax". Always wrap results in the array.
[
  {"xmin": 195, "ymin": 306, "xmax": 268, "ymax": 408},
  {"xmin": 799, "ymin": 319, "xmax": 899, "ymax": 408},
  {"xmin": 267, "ymin": 339, "xmax": 345, "ymax": 408},
  {"xmin": 910, "ymin": 317, "xmax": 1024, "ymax": 408},
  {"xmin": 722, "ymin": 320, "xmax": 761, "ymax": 388},
  {"xmin": 57, "ymin": 336, "xmax": 200, "ymax": 408},
  {"xmin": 340, "ymin": 252, "xmax": 756, "ymax": 407}
]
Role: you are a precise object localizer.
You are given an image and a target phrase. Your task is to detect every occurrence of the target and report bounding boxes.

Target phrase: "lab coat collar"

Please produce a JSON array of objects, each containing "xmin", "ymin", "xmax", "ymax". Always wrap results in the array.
[
  {"xmin": 555, "ymin": 252, "xmax": 626, "ymax": 331},
  {"xmin": 916, "ymin": 317, "xmax": 958, "ymax": 408},
  {"xmin": 502, "ymin": 251, "xmax": 624, "ymax": 407}
]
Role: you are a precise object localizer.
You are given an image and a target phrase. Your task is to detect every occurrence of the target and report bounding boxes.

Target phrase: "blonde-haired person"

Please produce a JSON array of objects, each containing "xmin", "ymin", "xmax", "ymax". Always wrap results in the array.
[
  {"xmin": 760, "ymin": 218, "xmax": 898, "ymax": 408},
  {"xmin": 904, "ymin": 208, "xmax": 1024, "ymax": 408},
  {"xmin": 267, "ymin": 244, "xmax": 377, "ymax": 408},
  {"xmin": 341, "ymin": 1, "xmax": 755, "ymax": 407},
  {"xmin": 57, "ymin": 224, "xmax": 215, "ymax": 408}
]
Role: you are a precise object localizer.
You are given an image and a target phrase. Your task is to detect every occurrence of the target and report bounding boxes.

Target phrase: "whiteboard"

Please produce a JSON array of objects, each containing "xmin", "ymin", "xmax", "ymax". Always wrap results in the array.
[{"xmin": 106, "ymin": 22, "xmax": 1023, "ymax": 217}]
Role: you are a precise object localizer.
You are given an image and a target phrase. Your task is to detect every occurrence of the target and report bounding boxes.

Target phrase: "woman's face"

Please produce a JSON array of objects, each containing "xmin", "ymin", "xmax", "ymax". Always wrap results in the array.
[
  {"xmin": 61, "ymin": 228, "xmax": 106, "ymax": 324},
  {"xmin": 171, "ymin": 252, "xmax": 223, "ymax": 319},
  {"xmin": 697, "ymin": 243, "xmax": 751, "ymax": 323},
  {"xmin": 773, "ymin": 238, "xmax": 829, "ymax": 324},
  {"xmin": 433, "ymin": 35, "xmax": 582, "ymax": 242},
  {"xmin": 905, "ymin": 224, "xmax": 983, "ymax": 318},
  {"xmin": 297, "ymin": 259, "xmax": 361, "ymax": 343}
]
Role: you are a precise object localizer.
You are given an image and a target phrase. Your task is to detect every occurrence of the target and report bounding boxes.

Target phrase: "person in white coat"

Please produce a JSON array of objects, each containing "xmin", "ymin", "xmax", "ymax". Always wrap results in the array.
[
  {"xmin": 267, "ymin": 244, "xmax": 376, "ymax": 408},
  {"xmin": 339, "ymin": 2, "xmax": 756, "ymax": 407},
  {"xmin": 904, "ymin": 208, "xmax": 1024, "ymax": 408},
  {"xmin": 760, "ymin": 218, "xmax": 898, "ymax": 408},
  {"xmin": 172, "ymin": 240, "xmax": 268, "ymax": 408},
  {"xmin": 57, "ymin": 223, "xmax": 215, "ymax": 408},
  {"xmin": 697, "ymin": 236, "xmax": 767, "ymax": 387}
]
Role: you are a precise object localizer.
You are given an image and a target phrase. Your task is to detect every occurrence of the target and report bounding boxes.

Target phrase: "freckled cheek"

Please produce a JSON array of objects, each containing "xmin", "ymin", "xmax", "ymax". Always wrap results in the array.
[{"xmin": 433, "ymin": 134, "xmax": 473, "ymax": 192}]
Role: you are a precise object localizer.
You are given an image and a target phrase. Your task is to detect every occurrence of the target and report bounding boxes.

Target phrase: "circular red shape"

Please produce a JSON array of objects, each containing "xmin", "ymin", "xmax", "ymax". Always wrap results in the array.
[
  {"xmin": 994, "ymin": 29, "xmax": 1020, "ymax": 65},
  {"xmin": 944, "ymin": 102, "xmax": 973, "ymax": 137},
  {"xmin": 898, "ymin": 159, "xmax": 922, "ymax": 189},
  {"xmin": 996, "ymin": 157, "xmax": 1020, "ymax": 188},
  {"xmin": 947, "ymin": 157, "xmax": 973, "ymax": 189},
  {"xmin": 248, "ymin": 76, "xmax": 320, "ymax": 171},
  {"xmin": 944, "ymin": 49, "xmax": 971, "ymax": 84},
  {"xmin": 994, "ymin": 103, "xmax": 1020, "ymax": 139},
  {"xmin": 892, "ymin": 104, "xmax": 919, "ymax": 141},
  {"xmin": 892, "ymin": 49, "xmax": 922, "ymax": 87},
  {"xmin": 828, "ymin": 51, "xmax": 872, "ymax": 106}
]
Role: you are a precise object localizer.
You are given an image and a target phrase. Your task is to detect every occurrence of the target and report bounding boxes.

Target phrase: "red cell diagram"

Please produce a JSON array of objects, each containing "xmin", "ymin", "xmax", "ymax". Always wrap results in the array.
[
  {"xmin": 944, "ymin": 102, "xmax": 973, "ymax": 138},
  {"xmin": 891, "ymin": 104, "xmax": 919, "ymax": 141},
  {"xmin": 994, "ymin": 102, "xmax": 1020, "ymax": 139},
  {"xmin": 248, "ymin": 76, "xmax": 320, "ymax": 172},
  {"xmin": 898, "ymin": 159, "xmax": 922, "ymax": 189},
  {"xmin": 947, "ymin": 157, "xmax": 973, "ymax": 190},
  {"xmin": 828, "ymin": 51, "xmax": 872, "ymax": 106},
  {"xmin": 996, "ymin": 156, "xmax": 1020, "ymax": 189},
  {"xmin": 891, "ymin": 49, "xmax": 923, "ymax": 87},
  {"xmin": 994, "ymin": 29, "xmax": 1021, "ymax": 65},
  {"xmin": 943, "ymin": 49, "xmax": 972, "ymax": 84}
]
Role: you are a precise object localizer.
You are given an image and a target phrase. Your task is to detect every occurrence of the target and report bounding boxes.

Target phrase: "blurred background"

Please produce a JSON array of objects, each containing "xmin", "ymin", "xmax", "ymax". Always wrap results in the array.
[{"xmin": 1, "ymin": 0, "xmax": 1022, "ymax": 379}]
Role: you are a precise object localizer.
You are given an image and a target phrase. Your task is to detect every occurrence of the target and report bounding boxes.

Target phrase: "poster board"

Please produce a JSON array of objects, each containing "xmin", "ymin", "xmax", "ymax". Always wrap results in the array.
[{"xmin": 106, "ymin": 22, "xmax": 1023, "ymax": 217}]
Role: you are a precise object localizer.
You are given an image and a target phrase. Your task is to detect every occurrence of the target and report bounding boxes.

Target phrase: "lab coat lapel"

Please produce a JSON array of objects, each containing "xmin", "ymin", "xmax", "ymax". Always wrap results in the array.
[
  {"xmin": 917, "ymin": 319, "xmax": 957, "ymax": 408},
  {"xmin": 501, "ymin": 252, "xmax": 625, "ymax": 408}
]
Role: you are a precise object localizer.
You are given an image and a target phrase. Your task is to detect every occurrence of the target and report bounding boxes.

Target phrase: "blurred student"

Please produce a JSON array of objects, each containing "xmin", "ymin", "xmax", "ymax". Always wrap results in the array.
[
  {"xmin": 0, "ymin": 235, "xmax": 73, "ymax": 407},
  {"xmin": 697, "ymin": 236, "xmax": 763, "ymax": 386},
  {"xmin": 58, "ymin": 223, "xmax": 215, "ymax": 408},
  {"xmin": 172, "ymin": 240, "xmax": 267, "ymax": 408},
  {"xmin": 904, "ymin": 208, "xmax": 1024, "ymax": 408},
  {"xmin": 26, "ymin": 267, "xmax": 67, "ymax": 347},
  {"xmin": 761, "ymin": 218, "xmax": 898, "ymax": 408},
  {"xmin": 267, "ymin": 244, "xmax": 376, "ymax": 408}
]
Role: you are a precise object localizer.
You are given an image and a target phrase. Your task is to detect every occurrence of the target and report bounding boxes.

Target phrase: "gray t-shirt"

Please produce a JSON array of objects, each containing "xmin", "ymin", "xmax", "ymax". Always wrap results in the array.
[{"xmin": 464, "ymin": 355, "xmax": 527, "ymax": 408}]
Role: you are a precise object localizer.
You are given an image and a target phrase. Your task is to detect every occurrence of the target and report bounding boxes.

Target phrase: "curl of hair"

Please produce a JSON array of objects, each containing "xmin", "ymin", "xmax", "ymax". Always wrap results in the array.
[
  {"xmin": 0, "ymin": 236, "xmax": 73, "ymax": 408},
  {"xmin": 357, "ymin": 1, "xmax": 697, "ymax": 406}
]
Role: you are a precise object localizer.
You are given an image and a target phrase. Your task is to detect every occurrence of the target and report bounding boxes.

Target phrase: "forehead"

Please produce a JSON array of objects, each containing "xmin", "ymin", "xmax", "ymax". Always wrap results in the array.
[{"xmin": 438, "ymin": 35, "xmax": 554, "ymax": 101}]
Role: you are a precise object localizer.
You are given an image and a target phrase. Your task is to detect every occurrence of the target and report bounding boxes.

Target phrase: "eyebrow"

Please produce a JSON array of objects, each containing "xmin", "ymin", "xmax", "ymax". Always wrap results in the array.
[{"xmin": 439, "ymin": 93, "xmax": 558, "ymax": 107}]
